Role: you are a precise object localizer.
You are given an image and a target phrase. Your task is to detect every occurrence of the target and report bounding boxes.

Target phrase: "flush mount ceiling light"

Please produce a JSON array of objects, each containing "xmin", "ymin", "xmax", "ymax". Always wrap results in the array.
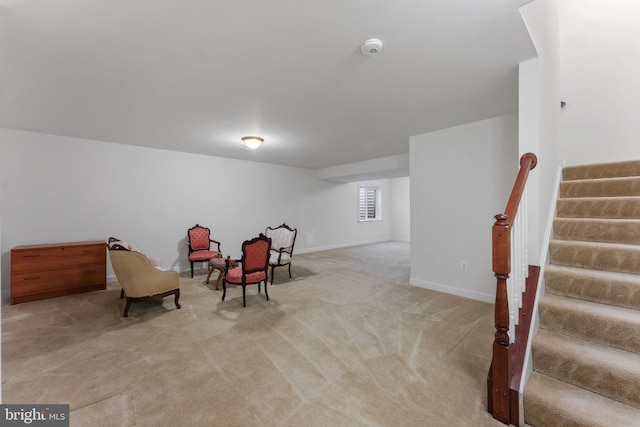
[
  {"xmin": 241, "ymin": 136, "xmax": 264, "ymax": 150},
  {"xmin": 360, "ymin": 38, "xmax": 382, "ymax": 56}
]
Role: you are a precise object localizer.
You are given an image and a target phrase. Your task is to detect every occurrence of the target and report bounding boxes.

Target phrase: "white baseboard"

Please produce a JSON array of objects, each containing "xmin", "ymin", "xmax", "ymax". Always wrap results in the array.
[
  {"xmin": 391, "ymin": 238, "xmax": 410, "ymax": 243},
  {"xmin": 296, "ymin": 238, "xmax": 391, "ymax": 254},
  {"xmin": 174, "ymin": 240, "xmax": 398, "ymax": 272},
  {"xmin": 1, "ymin": 290, "xmax": 9, "ymax": 306},
  {"xmin": 409, "ymin": 277, "xmax": 494, "ymax": 303}
]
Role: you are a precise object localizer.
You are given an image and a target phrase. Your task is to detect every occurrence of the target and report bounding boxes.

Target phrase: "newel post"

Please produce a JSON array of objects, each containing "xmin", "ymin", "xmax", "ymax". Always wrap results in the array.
[{"xmin": 491, "ymin": 213, "xmax": 511, "ymax": 424}]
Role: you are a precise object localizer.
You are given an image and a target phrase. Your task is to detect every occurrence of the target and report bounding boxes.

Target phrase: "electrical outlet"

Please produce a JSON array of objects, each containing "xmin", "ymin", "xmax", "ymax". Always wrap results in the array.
[{"xmin": 460, "ymin": 260, "xmax": 468, "ymax": 271}]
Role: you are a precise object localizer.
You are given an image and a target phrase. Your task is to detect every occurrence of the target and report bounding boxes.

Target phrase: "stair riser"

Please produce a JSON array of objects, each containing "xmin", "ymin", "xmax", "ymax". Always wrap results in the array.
[
  {"xmin": 553, "ymin": 218, "xmax": 640, "ymax": 245},
  {"xmin": 532, "ymin": 336, "xmax": 640, "ymax": 408},
  {"xmin": 556, "ymin": 198, "xmax": 640, "ymax": 219},
  {"xmin": 539, "ymin": 300, "xmax": 640, "ymax": 354},
  {"xmin": 560, "ymin": 177, "xmax": 640, "ymax": 198},
  {"xmin": 524, "ymin": 396, "xmax": 574, "ymax": 427},
  {"xmin": 545, "ymin": 268, "xmax": 640, "ymax": 311},
  {"xmin": 549, "ymin": 241, "xmax": 640, "ymax": 275}
]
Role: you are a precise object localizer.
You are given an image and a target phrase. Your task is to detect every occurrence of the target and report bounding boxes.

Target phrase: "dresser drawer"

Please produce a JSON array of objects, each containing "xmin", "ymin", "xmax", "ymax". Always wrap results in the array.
[
  {"xmin": 11, "ymin": 268, "xmax": 105, "ymax": 298},
  {"xmin": 11, "ymin": 243, "xmax": 105, "ymax": 274}
]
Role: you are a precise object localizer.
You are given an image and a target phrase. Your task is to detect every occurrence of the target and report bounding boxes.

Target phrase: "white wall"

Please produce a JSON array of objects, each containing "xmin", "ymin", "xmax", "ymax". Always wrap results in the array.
[
  {"xmin": 0, "ymin": 128, "xmax": 395, "ymax": 304},
  {"xmin": 518, "ymin": 58, "xmax": 543, "ymax": 266},
  {"xmin": 389, "ymin": 177, "xmax": 410, "ymax": 242},
  {"xmin": 520, "ymin": 0, "xmax": 562, "ymax": 265},
  {"xmin": 409, "ymin": 114, "xmax": 519, "ymax": 302},
  {"xmin": 518, "ymin": 0, "xmax": 562, "ymax": 400},
  {"xmin": 559, "ymin": 0, "xmax": 640, "ymax": 166}
]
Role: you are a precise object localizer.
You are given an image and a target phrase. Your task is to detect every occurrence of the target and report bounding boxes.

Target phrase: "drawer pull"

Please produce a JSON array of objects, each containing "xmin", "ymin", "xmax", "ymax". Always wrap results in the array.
[
  {"xmin": 23, "ymin": 254, "xmax": 41, "ymax": 258},
  {"xmin": 23, "ymin": 276, "xmax": 41, "ymax": 281}
]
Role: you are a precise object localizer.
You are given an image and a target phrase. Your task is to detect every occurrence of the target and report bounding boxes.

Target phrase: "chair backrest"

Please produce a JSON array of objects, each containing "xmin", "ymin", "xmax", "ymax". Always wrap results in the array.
[
  {"xmin": 107, "ymin": 236, "xmax": 131, "ymax": 251},
  {"xmin": 188, "ymin": 224, "xmax": 211, "ymax": 251},
  {"xmin": 109, "ymin": 248, "xmax": 148, "ymax": 284},
  {"xmin": 265, "ymin": 223, "xmax": 297, "ymax": 252},
  {"xmin": 242, "ymin": 234, "xmax": 271, "ymax": 274}
]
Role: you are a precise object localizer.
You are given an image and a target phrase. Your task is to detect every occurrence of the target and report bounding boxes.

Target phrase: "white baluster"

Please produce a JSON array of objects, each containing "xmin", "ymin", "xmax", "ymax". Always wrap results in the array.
[
  {"xmin": 508, "ymin": 225, "xmax": 516, "ymax": 342},
  {"xmin": 523, "ymin": 185, "xmax": 529, "ymax": 283}
]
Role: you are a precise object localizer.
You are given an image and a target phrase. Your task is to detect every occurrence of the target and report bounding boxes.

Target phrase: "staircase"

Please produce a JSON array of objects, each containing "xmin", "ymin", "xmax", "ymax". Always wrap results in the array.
[{"xmin": 523, "ymin": 160, "xmax": 640, "ymax": 426}]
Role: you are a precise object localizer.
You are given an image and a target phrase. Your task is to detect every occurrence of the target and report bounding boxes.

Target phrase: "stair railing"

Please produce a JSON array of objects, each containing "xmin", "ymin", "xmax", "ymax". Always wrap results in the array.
[{"xmin": 488, "ymin": 153, "xmax": 537, "ymax": 425}]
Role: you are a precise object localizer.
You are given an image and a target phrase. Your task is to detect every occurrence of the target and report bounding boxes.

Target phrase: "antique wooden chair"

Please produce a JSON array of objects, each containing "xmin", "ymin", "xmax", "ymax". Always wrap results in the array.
[
  {"xmin": 222, "ymin": 234, "xmax": 271, "ymax": 307},
  {"xmin": 187, "ymin": 224, "xmax": 222, "ymax": 278},
  {"xmin": 265, "ymin": 223, "xmax": 297, "ymax": 285}
]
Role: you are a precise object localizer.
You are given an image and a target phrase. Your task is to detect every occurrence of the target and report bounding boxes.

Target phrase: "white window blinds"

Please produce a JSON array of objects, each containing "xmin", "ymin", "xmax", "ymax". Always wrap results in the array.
[{"xmin": 359, "ymin": 186, "xmax": 380, "ymax": 221}]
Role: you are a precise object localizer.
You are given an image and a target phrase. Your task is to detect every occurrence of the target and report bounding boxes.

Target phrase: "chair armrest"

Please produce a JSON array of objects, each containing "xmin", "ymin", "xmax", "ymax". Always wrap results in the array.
[
  {"xmin": 271, "ymin": 246, "xmax": 293, "ymax": 254},
  {"xmin": 223, "ymin": 255, "xmax": 241, "ymax": 273},
  {"xmin": 210, "ymin": 239, "xmax": 221, "ymax": 252}
]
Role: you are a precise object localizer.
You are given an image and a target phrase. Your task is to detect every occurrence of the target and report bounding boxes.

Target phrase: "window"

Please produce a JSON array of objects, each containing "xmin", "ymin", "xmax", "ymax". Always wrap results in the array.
[{"xmin": 359, "ymin": 185, "xmax": 381, "ymax": 221}]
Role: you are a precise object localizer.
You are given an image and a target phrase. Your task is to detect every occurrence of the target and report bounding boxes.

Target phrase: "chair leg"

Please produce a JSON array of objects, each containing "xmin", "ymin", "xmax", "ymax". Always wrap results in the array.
[
  {"xmin": 264, "ymin": 280, "xmax": 269, "ymax": 301},
  {"xmin": 242, "ymin": 285, "xmax": 246, "ymax": 307},
  {"xmin": 270, "ymin": 265, "xmax": 275, "ymax": 285},
  {"xmin": 190, "ymin": 261, "xmax": 194, "ymax": 278},
  {"xmin": 174, "ymin": 289, "xmax": 181, "ymax": 309},
  {"xmin": 258, "ymin": 282, "xmax": 261, "ymax": 293},
  {"xmin": 205, "ymin": 265, "xmax": 214, "ymax": 284},
  {"xmin": 124, "ymin": 298, "xmax": 132, "ymax": 317},
  {"xmin": 222, "ymin": 280, "xmax": 227, "ymax": 301},
  {"xmin": 120, "ymin": 288, "xmax": 125, "ymax": 298},
  {"xmin": 288, "ymin": 263, "xmax": 292, "ymax": 279}
]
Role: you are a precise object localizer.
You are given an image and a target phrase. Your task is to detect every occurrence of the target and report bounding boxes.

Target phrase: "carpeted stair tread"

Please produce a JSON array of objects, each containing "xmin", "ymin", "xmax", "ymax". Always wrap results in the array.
[
  {"xmin": 524, "ymin": 372, "xmax": 640, "ymax": 427},
  {"xmin": 559, "ymin": 176, "xmax": 640, "ymax": 198},
  {"xmin": 549, "ymin": 239, "xmax": 640, "ymax": 275},
  {"xmin": 553, "ymin": 217, "xmax": 640, "ymax": 244},
  {"xmin": 532, "ymin": 329, "xmax": 640, "ymax": 408},
  {"xmin": 556, "ymin": 197, "xmax": 640, "ymax": 219},
  {"xmin": 563, "ymin": 160, "xmax": 640, "ymax": 181},
  {"xmin": 538, "ymin": 294, "xmax": 640, "ymax": 354},
  {"xmin": 545, "ymin": 265, "xmax": 640, "ymax": 310}
]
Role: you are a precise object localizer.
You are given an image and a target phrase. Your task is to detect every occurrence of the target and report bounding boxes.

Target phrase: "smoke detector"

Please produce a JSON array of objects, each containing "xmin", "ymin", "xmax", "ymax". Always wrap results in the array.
[{"xmin": 360, "ymin": 38, "xmax": 383, "ymax": 56}]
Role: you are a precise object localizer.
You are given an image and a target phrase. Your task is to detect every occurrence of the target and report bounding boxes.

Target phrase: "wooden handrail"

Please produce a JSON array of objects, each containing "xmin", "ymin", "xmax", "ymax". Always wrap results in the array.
[
  {"xmin": 488, "ymin": 152, "xmax": 537, "ymax": 425},
  {"xmin": 504, "ymin": 153, "xmax": 538, "ymax": 226}
]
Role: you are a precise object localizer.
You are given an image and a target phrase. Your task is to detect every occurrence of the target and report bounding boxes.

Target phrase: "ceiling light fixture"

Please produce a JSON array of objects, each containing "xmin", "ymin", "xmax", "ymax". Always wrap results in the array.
[{"xmin": 241, "ymin": 136, "xmax": 264, "ymax": 150}]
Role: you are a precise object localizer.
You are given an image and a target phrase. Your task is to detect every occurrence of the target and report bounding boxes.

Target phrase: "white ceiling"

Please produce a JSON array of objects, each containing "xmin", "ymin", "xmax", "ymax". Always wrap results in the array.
[{"xmin": 0, "ymin": 0, "xmax": 536, "ymax": 170}]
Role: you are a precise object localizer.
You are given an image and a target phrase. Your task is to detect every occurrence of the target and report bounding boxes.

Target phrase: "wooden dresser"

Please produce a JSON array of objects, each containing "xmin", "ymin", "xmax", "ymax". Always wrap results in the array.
[{"xmin": 11, "ymin": 240, "xmax": 107, "ymax": 305}]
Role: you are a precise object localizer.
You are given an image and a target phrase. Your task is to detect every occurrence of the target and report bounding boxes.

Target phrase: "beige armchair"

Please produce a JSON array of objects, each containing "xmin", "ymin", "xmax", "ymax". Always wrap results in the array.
[{"xmin": 107, "ymin": 237, "xmax": 181, "ymax": 317}]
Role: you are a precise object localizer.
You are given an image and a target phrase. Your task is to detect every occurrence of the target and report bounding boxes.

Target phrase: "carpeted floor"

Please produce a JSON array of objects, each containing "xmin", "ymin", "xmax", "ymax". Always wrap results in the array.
[{"xmin": 2, "ymin": 241, "xmax": 504, "ymax": 426}]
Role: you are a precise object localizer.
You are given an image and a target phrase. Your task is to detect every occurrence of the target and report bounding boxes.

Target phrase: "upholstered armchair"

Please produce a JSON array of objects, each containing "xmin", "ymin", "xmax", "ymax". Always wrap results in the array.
[
  {"xmin": 265, "ymin": 223, "xmax": 297, "ymax": 285},
  {"xmin": 107, "ymin": 237, "xmax": 180, "ymax": 317},
  {"xmin": 222, "ymin": 234, "xmax": 271, "ymax": 307},
  {"xmin": 187, "ymin": 224, "xmax": 222, "ymax": 278}
]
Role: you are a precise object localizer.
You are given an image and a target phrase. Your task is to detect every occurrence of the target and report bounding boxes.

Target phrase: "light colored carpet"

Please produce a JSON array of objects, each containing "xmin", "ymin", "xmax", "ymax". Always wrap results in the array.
[{"xmin": 2, "ymin": 241, "xmax": 504, "ymax": 427}]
